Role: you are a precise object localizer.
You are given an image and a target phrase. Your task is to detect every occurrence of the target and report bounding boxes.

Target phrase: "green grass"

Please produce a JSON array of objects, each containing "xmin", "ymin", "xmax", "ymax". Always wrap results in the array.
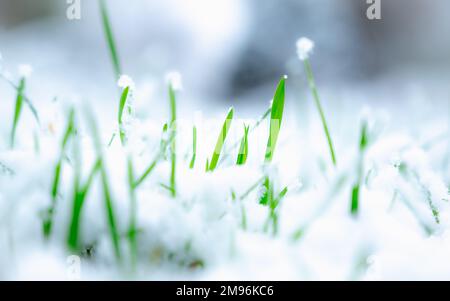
[
  {"xmin": 168, "ymin": 83, "xmax": 177, "ymax": 197},
  {"xmin": 303, "ymin": 59, "xmax": 337, "ymax": 166},
  {"xmin": 207, "ymin": 107, "xmax": 234, "ymax": 171},
  {"xmin": 118, "ymin": 86, "xmax": 130, "ymax": 145},
  {"xmin": 126, "ymin": 157, "xmax": 138, "ymax": 269},
  {"xmin": 99, "ymin": 0, "xmax": 122, "ymax": 80},
  {"xmin": 350, "ymin": 120, "xmax": 369, "ymax": 216},
  {"xmin": 189, "ymin": 126, "xmax": 197, "ymax": 169},
  {"xmin": 43, "ymin": 108, "xmax": 76, "ymax": 238},
  {"xmin": 264, "ymin": 77, "xmax": 286, "ymax": 163},
  {"xmin": 67, "ymin": 158, "xmax": 101, "ymax": 251},
  {"xmin": 219, "ymin": 107, "xmax": 271, "ymax": 165},
  {"xmin": 88, "ymin": 110, "xmax": 122, "ymax": 262},
  {"xmin": 10, "ymin": 78, "xmax": 25, "ymax": 148},
  {"xmin": 1, "ymin": 73, "xmax": 40, "ymax": 125},
  {"xmin": 256, "ymin": 77, "xmax": 289, "ymax": 235},
  {"xmin": 133, "ymin": 125, "xmax": 173, "ymax": 188},
  {"xmin": 236, "ymin": 124, "xmax": 249, "ymax": 165}
]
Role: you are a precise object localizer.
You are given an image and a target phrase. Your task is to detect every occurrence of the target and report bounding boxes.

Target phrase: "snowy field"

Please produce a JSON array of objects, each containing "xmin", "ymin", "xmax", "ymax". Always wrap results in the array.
[{"xmin": 0, "ymin": 1, "xmax": 449, "ymax": 280}]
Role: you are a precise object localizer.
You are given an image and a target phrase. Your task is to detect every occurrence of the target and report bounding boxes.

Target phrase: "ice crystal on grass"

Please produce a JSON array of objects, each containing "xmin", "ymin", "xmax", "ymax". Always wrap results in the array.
[
  {"xmin": 296, "ymin": 37, "xmax": 314, "ymax": 61},
  {"xmin": 18, "ymin": 64, "xmax": 33, "ymax": 79}
]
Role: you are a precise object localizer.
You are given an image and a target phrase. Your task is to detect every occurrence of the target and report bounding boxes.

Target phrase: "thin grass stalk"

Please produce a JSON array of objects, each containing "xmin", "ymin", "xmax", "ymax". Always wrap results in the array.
[
  {"xmin": 168, "ymin": 84, "xmax": 177, "ymax": 197},
  {"xmin": 44, "ymin": 109, "xmax": 75, "ymax": 238},
  {"xmin": 88, "ymin": 110, "xmax": 122, "ymax": 262},
  {"xmin": 264, "ymin": 77, "xmax": 286, "ymax": 163},
  {"xmin": 207, "ymin": 107, "xmax": 234, "ymax": 171},
  {"xmin": 10, "ymin": 78, "xmax": 25, "ymax": 148},
  {"xmin": 303, "ymin": 59, "xmax": 337, "ymax": 166},
  {"xmin": 99, "ymin": 0, "xmax": 122, "ymax": 79},
  {"xmin": 189, "ymin": 126, "xmax": 197, "ymax": 169},
  {"xmin": 236, "ymin": 124, "xmax": 249, "ymax": 165},
  {"xmin": 127, "ymin": 157, "xmax": 137, "ymax": 269},
  {"xmin": 0, "ymin": 73, "xmax": 40, "ymax": 124}
]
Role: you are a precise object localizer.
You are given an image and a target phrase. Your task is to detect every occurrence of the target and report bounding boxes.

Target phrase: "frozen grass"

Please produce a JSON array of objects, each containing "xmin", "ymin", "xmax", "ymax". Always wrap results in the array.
[
  {"xmin": 9, "ymin": 77, "xmax": 25, "ymax": 149},
  {"xmin": 189, "ymin": 126, "xmax": 197, "ymax": 169},
  {"xmin": 236, "ymin": 124, "xmax": 249, "ymax": 165},
  {"xmin": 207, "ymin": 107, "xmax": 234, "ymax": 172},
  {"xmin": 0, "ymin": 6, "xmax": 449, "ymax": 281},
  {"xmin": 43, "ymin": 108, "xmax": 75, "ymax": 238},
  {"xmin": 99, "ymin": 0, "xmax": 122, "ymax": 80},
  {"xmin": 350, "ymin": 120, "xmax": 369, "ymax": 216},
  {"xmin": 168, "ymin": 82, "xmax": 177, "ymax": 197}
]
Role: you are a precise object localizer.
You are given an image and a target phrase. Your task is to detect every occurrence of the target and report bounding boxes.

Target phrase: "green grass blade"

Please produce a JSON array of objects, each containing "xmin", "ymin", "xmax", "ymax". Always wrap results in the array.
[
  {"xmin": 127, "ymin": 157, "xmax": 138, "ymax": 269},
  {"xmin": 118, "ymin": 86, "xmax": 129, "ymax": 144},
  {"xmin": 99, "ymin": 164, "xmax": 122, "ymax": 261},
  {"xmin": 350, "ymin": 185, "xmax": 360, "ymax": 215},
  {"xmin": 99, "ymin": 0, "xmax": 122, "ymax": 79},
  {"xmin": 87, "ymin": 110, "xmax": 122, "ymax": 262},
  {"xmin": 219, "ymin": 107, "xmax": 271, "ymax": 166},
  {"xmin": 10, "ymin": 78, "xmax": 25, "ymax": 148},
  {"xmin": 236, "ymin": 124, "xmax": 249, "ymax": 165},
  {"xmin": 67, "ymin": 158, "xmax": 101, "ymax": 251},
  {"xmin": 0, "ymin": 73, "xmax": 40, "ymax": 125},
  {"xmin": 169, "ymin": 84, "xmax": 177, "ymax": 197},
  {"xmin": 207, "ymin": 107, "xmax": 234, "ymax": 171},
  {"xmin": 350, "ymin": 120, "xmax": 369, "ymax": 216},
  {"xmin": 133, "ymin": 128, "xmax": 174, "ymax": 188},
  {"xmin": 189, "ymin": 126, "xmax": 197, "ymax": 169},
  {"xmin": 264, "ymin": 77, "xmax": 286, "ymax": 162},
  {"xmin": 304, "ymin": 59, "xmax": 337, "ymax": 166}
]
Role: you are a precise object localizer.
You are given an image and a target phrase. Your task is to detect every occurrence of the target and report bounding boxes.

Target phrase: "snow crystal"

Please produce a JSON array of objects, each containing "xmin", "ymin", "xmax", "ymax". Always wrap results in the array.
[
  {"xmin": 165, "ymin": 71, "xmax": 183, "ymax": 91},
  {"xmin": 117, "ymin": 74, "xmax": 136, "ymax": 90},
  {"xmin": 296, "ymin": 37, "xmax": 314, "ymax": 61},
  {"xmin": 18, "ymin": 64, "xmax": 33, "ymax": 78}
]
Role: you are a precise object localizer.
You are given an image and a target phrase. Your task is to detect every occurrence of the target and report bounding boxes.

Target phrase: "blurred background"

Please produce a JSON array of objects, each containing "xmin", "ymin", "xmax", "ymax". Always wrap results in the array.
[{"xmin": 0, "ymin": 0, "xmax": 449, "ymax": 113}]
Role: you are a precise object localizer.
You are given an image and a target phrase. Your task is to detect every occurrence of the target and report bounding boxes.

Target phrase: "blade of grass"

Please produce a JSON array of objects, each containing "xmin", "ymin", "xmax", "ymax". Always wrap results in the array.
[
  {"xmin": 10, "ymin": 78, "xmax": 25, "ymax": 148},
  {"xmin": 1, "ymin": 73, "xmax": 40, "ymax": 124},
  {"xmin": 88, "ymin": 109, "xmax": 122, "ymax": 262},
  {"xmin": 350, "ymin": 121, "xmax": 369, "ymax": 216},
  {"xmin": 264, "ymin": 77, "xmax": 286, "ymax": 163},
  {"xmin": 219, "ymin": 107, "xmax": 270, "ymax": 165},
  {"xmin": 127, "ymin": 157, "xmax": 138, "ymax": 269},
  {"xmin": 207, "ymin": 107, "xmax": 234, "ymax": 171},
  {"xmin": 99, "ymin": 0, "xmax": 122, "ymax": 79},
  {"xmin": 168, "ymin": 83, "xmax": 177, "ymax": 197},
  {"xmin": 44, "ymin": 109, "xmax": 76, "ymax": 238},
  {"xmin": 303, "ymin": 59, "xmax": 337, "ymax": 166},
  {"xmin": 118, "ymin": 86, "xmax": 129, "ymax": 145},
  {"xmin": 133, "ymin": 125, "xmax": 174, "ymax": 188},
  {"xmin": 189, "ymin": 126, "xmax": 197, "ymax": 169},
  {"xmin": 67, "ymin": 158, "xmax": 101, "ymax": 251},
  {"xmin": 236, "ymin": 124, "xmax": 249, "ymax": 165}
]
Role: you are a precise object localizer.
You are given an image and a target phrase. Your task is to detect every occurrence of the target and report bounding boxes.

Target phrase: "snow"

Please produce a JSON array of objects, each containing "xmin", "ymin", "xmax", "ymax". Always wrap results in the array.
[{"xmin": 0, "ymin": 32, "xmax": 449, "ymax": 282}]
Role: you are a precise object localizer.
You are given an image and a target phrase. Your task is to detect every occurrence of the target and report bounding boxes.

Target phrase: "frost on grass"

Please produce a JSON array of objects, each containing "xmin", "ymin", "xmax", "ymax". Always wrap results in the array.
[
  {"xmin": 0, "ymin": 39, "xmax": 450, "ymax": 281},
  {"xmin": 296, "ymin": 37, "xmax": 314, "ymax": 61}
]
